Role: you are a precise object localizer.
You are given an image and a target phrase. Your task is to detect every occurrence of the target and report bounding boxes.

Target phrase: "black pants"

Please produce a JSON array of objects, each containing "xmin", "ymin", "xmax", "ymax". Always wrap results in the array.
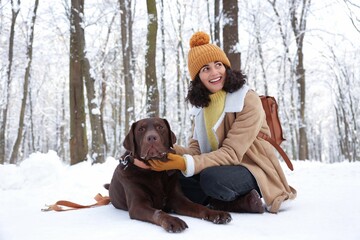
[{"xmin": 178, "ymin": 165, "xmax": 260, "ymax": 205}]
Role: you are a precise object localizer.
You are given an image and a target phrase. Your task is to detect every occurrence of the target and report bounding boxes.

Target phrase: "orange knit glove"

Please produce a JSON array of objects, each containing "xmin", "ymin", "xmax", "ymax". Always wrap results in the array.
[{"xmin": 148, "ymin": 153, "xmax": 186, "ymax": 172}]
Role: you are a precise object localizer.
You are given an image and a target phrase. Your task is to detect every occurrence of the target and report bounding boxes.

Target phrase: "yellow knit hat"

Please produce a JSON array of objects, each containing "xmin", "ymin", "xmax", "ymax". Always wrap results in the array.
[{"xmin": 187, "ymin": 31, "xmax": 231, "ymax": 80}]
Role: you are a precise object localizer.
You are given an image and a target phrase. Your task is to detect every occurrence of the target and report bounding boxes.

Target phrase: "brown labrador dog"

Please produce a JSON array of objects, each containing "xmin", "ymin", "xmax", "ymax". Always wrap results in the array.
[{"xmin": 105, "ymin": 117, "xmax": 231, "ymax": 232}]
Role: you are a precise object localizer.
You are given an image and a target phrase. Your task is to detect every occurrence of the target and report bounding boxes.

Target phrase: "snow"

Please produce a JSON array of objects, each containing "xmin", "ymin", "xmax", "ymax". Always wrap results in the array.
[{"xmin": 1, "ymin": 151, "xmax": 359, "ymax": 240}]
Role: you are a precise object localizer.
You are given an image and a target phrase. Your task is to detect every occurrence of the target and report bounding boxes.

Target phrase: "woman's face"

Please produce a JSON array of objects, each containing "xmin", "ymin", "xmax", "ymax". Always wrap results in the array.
[{"xmin": 199, "ymin": 61, "xmax": 226, "ymax": 93}]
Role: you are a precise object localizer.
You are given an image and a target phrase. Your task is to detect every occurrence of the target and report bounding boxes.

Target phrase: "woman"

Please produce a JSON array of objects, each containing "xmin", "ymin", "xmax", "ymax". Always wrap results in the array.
[{"xmin": 147, "ymin": 31, "xmax": 296, "ymax": 213}]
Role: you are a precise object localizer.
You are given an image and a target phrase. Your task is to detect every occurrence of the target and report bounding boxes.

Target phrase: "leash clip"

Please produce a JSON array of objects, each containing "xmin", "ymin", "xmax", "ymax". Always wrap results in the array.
[
  {"xmin": 120, "ymin": 154, "xmax": 132, "ymax": 170},
  {"xmin": 41, "ymin": 205, "xmax": 52, "ymax": 212}
]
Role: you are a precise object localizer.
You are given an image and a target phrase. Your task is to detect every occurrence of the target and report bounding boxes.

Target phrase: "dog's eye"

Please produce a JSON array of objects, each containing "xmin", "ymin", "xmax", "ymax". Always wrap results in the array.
[
  {"xmin": 138, "ymin": 127, "xmax": 145, "ymax": 132},
  {"xmin": 157, "ymin": 125, "xmax": 164, "ymax": 130}
]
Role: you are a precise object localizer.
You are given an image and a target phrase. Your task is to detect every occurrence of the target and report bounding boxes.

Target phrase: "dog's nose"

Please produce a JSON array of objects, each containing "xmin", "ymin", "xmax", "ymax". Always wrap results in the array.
[{"xmin": 146, "ymin": 134, "xmax": 158, "ymax": 143}]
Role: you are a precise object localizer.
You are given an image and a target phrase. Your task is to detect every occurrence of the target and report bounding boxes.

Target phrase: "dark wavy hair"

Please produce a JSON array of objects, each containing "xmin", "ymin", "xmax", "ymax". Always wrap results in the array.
[{"xmin": 186, "ymin": 66, "xmax": 247, "ymax": 108}]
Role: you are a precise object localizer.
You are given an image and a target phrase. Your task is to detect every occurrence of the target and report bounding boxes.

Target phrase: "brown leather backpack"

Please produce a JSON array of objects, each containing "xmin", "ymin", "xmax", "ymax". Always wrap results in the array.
[{"xmin": 257, "ymin": 96, "xmax": 293, "ymax": 171}]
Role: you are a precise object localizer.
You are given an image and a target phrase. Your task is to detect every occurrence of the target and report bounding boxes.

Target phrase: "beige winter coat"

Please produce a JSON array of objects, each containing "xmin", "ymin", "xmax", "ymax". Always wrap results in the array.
[{"xmin": 174, "ymin": 85, "xmax": 297, "ymax": 213}]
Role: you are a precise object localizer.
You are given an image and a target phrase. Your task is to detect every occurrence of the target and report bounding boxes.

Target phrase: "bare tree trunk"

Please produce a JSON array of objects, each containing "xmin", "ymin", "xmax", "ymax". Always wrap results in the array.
[
  {"xmin": 223, "ymin": 0, "xmax": 241, "ymax": 70},
  {"xmin": 290, "ymin": 0, "xmax": 311, "ymax": 160},
  {"xmin": 128, "ymin": 1, "xmax": 135, "ymax": 119},
  {"xmin": 175, "ymin": 1, "xmax": 182, "ymax": 139},
  {"xmin": 335, "ymin": 94, "xmax": 351, "ymax": 161},
  {"xmin": 335, "ymin": 107, "xmax": 345, "ymax": 161},
  {"xmin": 145, "ymin": 0, "xmax": 159, "ymax": 117},
  {"xmin": 98, "ymin": 13, "xmax": 117, "ymax": 156},
  {"xmin": 29, "ymin": 88, "xmax": 35, "ymax": 152},
  {"xmin": 160, "ymin": 0, "xmax": 167, "ymax": 117},
  {"xmin": 267, "ymin": 0, "xmax": 298, "ymax": 160},
  {"xmin": 115, "ymin": 81, "xmax": 124, "ymax": 157},
  {"xmin": 67, "ymin": 2, "xmax": 105, "ymax": 164},
  {"xmin": 59, "ymin": 80, "xmax": 66, "ymax": 161},
  {"xmin": 119, "ymin": 0, "xmax": 135, "ymax": 131},
  {"xmin": 9, "ymin": 0, "xmax": 39, "ymax": 164},
  {"xmin": 1, "ymin": 0, "xmax": 20, "ymax": 164},
  {"xmin": 214, "ymin": 0, "xmax": 220, "ymax": 46},
  {"xmin": 99, "ymin": 73, "xmax": 108, "ymax": 154},
  {"xmin": 69, "ymin": 0, "xmax": 88, "ymax": 165},
  {"xmin": 83, "ymin": 57, "xmax": 105, "ymax": 164},
  {"xmin": 167, "ymin": 0, "xmax": 187, "ymax": 145},
  {"xmin": 330, "ymin": 47, "xmax": 359, "ymax": 162},
  {"xmin": 207, "ymin": 1, "xmax": 214, "ymax": 43},
  {"xmin": 251, "ymin": 12, "xmax": 268, "ymax": 95}
]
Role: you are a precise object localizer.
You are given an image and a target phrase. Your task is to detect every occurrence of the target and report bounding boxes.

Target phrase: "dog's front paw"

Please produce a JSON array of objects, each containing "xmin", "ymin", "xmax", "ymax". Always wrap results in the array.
[{"xmin": 160, "ymin": 215, "xmax": 188, "ymax": 233}]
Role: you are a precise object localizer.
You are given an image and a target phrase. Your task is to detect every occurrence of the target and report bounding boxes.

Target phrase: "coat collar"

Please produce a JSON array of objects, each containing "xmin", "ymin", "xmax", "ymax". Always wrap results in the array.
[{"xmin": 189, "ymin": 85, "xmax": 250, "ymax": 153}]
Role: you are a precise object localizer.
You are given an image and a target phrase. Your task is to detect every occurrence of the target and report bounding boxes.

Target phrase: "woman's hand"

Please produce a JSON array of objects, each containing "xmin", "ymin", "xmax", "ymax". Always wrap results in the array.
[{"xmin": 148, "ymin": 153, "xmax": 186, "ymax": 172}]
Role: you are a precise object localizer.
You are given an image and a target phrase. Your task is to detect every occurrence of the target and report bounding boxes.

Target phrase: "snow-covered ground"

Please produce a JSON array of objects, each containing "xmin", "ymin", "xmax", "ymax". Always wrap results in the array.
[{"xmin": 0, "ymin": 151, "xmax": 359, "ymax": 240}]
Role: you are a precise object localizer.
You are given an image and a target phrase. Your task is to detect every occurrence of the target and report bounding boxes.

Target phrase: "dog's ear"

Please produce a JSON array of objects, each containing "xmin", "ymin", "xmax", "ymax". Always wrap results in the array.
[
  {"xmin": 123, "ymin": 121, "xmax": 137, "ymax": 153},
  {"xmin": 162, "ymin": 118, "xmax": 177, "ymax": 147}
]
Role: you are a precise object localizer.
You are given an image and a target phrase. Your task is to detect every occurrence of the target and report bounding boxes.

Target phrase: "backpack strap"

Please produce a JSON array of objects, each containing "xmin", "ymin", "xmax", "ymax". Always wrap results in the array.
[
  {"xmin": 257, "ymin": 132, "xmax": 294, "ymax": 171},
  {"xmin": 41, "ymin": 193, "xmax": 110, "ymax": 212}
]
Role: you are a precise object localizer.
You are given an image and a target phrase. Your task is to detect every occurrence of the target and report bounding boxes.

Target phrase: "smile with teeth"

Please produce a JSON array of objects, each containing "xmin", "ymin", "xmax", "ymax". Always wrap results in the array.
[{"xmin": 209, "ymin": 77, "xmax": 221, "ymax": 83}]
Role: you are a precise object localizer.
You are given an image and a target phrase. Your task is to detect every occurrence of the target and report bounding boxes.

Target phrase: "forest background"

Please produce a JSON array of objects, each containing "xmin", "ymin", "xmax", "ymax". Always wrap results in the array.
[{"xmin": 0, "ymin": 0, "xmax": 359, "ymax": 166}]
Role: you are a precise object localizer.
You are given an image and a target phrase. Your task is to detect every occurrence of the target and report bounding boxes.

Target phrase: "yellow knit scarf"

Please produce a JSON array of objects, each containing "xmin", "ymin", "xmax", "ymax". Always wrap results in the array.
[{"xmin": 203, "ymin": 90, "xmax": 226, "ymax": 151}]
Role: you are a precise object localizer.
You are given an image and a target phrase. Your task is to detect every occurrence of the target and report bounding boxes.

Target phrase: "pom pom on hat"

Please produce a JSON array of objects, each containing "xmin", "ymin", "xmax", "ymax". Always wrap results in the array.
[
  {"xmin": 187, "ymin": 31, "xmax": 231, "ymax": 81},
  {"xmin": 190, "ymin": 32, "xmax": 210, "ymax": 48}
]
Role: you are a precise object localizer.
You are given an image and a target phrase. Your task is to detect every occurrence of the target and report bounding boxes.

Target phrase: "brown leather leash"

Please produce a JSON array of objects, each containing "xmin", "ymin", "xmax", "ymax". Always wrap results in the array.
[{"xmin": 42, "ymin": 193, "xmax": 110, "ymax": 212}]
